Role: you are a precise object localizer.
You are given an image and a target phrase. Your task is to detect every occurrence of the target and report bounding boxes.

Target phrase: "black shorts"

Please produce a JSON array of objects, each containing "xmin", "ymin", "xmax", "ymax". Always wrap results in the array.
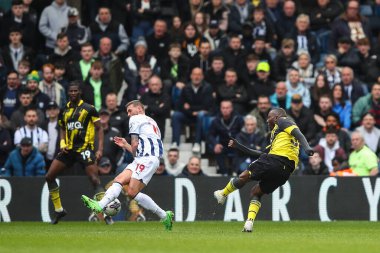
[
  {"xmin": 55, "ymin": 149, "xmax": 96, "ymax": 168},
  {"xmin": 248, "ymin": 154, "xmax": 295, "ymax": 194}
]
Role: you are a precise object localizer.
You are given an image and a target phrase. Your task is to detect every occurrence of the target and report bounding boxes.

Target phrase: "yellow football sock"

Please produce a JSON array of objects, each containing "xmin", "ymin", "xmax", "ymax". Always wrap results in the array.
[
  {"xmin": 222, "ymin": 181, "xmax": 236, "ymax": 196},
  {"xmin": 50, "ymin": 187, "xmax": 63, "ymax": 212},
  {"xmin": 247, "ymin": 200, "xmax": 261, "ymax": 221}
]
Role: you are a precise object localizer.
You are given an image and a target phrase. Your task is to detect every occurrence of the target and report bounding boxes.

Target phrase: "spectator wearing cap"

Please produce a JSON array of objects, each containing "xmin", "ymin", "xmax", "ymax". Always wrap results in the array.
[
  {"xmin": 130, "ymin": 0, "xmax": 160, "ymax": 45},
  {"xmin": 1, "ymin": 26, "xmax": 35, "ymax": 72},
  {"xmin": 104, "ymin": 93, "xmax": 129, "ymax": 138},
  {"xmin": 95, "ymin": 108, "xmax": 122, "ymax": 170},
  {"xmin": 141, "ymin": 75, "xmax": 171, "ymax": 139},
  {"xmin": 97, "ymin": 156, "xmax": 113, "ymax": 175},
  {"xmin": 124, "ymin": 37, "xmax": 158, "ymax": 87},
  {"xmin": 352, "ymin": 83, "xmax": 380, "ymax": 128},
  {"xmin": 335, "ymin": 37, "xmax": 361, "ymax": 74},
  {"xmin": 81, "ymin": 60, "xmax": 112, "ymax": 111},
  {"xmin": 329, "ymin": 0, "xmax": 371, "ymax": 51},
  {"xmin": 88, "ymin": 6, "xmax": 130, "ymax": 55},
  {"xmin": 42, "ymin": 101, "xmax": 60, "ymax": 167},
  {"xmin": 38, "ymin": 0, "xmax": 70, "ymax": 52},
  {"xmin": 286, "ymin": 68, "xmax": 311, "ymax": 108},
  {"xmin": 349, "ymin": 131, "xmax": 378, "ymax": 176},
  {"xmin": 287, "ymin": 94, "xmax": 317, "ymax": 143},
  {"xmin": 272, "ymin": 38, "xmax": 298, "ymax": 82},
  {"xmin": 93, "ymin": 37, "xmax": 123, "ymax": 93},
  {"xmin": 270, "ymin": 81, "xmax": 291, "ymax": 110},
  {"xmin": 10, "ymin": 88, "xmax": 45, "ymax": 131},
  {"xmin": 203, "ymin": 19, "xmax": 228, "ymax": 51},
  {"xmin": 154, "ymin": 158, "xmax": 169, "ymax": 176},
  {"xmin": 14, "ymin": 107, "xmax": 49, "ymax": 154},
  {"xmin": 314, "ymin": 126, "xmax": 347, "ymax": 172},
  {"xmin": 227, "ymin": 0, "xmax": 254, "ymax": 34},
  {"xmin": 26, "ymin": 71, "xmax": 51, "ymax": 112},
  {"xmin": 0, "ymin": 0, "xmax": 37, "ymax": 49},
  {"xmin": 285, "ymin": 14, "xmax": 320, "ymax": 64},
  {"xmin": 355, "ymin": 112, "xmax": 380, "ymax": 153},
  {"xmin": 1, "ymin": 137, "xmax": 45, "ymax": 176},
  {"xmin": 247, "ymin": 61, "xmax": 275, "ymax": 109},
  {"xmin": 146, "ymin": 19, "xmax": 171, "ymax": 65},
  {"xmin": 63, "ymin": 7, "xmax": 90, "ymax": 53}
]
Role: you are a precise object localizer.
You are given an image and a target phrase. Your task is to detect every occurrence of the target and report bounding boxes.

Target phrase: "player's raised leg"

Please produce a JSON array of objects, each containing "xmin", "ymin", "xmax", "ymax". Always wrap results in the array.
[
  {"xmin": 82, "ymin": 169, "xmax": 132, "ymax": 213},
  {"xmin": 214, "ymin": 170, "xmax": 251, "ymax": 204},
  {"xmin": 45, "ymin": 159, "xmax": 67, "ymax": 224}
]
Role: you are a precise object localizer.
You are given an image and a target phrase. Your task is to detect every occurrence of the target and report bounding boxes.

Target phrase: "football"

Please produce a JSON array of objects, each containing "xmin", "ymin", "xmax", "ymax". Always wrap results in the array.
[{"xmin": 103, "ymin": 199, "xmax": 121, "ymax": 216}]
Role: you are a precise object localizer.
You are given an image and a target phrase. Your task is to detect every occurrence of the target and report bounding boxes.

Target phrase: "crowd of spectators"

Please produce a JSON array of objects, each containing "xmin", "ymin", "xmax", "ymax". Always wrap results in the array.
[{"xmin": 0, "ymin": 0, "xmax": 380, "ymax": 177}]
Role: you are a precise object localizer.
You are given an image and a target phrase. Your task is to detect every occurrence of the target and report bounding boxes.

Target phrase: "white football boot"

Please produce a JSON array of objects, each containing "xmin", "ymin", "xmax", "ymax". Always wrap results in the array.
[
  {"xmin": 242, "ymin": 219, "xmax": 254, "ymax": 232},
  {"xmin": 214, "ymin": 190, "xmax": 227, "ymax": 205}
]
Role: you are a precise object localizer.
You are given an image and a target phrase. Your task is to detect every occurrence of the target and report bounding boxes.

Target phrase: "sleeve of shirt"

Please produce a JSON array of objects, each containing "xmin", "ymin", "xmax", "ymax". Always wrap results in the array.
[
  {"xmin": 14, "ymin": 130, "xmax": 21, "ymax": 145},
  {"xmin": 365, "ymin": 151, "xmax": 378, "ymax": 171},
  {"xmin": 277, "ymin": 117, "xmax": 298, "ymax": 134},
  {"xmin": 129, "ymin": 116, "xmax": 140, "ymax": 135},
  {"xmin": 89, "ymin": 106, "xmax": 100, "ymax": 123}
]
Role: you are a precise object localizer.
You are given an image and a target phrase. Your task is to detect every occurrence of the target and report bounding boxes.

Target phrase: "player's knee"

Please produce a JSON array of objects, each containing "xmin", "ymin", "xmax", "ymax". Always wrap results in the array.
[{"xmin": 127, "ymin": 188, "xmax": 138, "ymax": 199}]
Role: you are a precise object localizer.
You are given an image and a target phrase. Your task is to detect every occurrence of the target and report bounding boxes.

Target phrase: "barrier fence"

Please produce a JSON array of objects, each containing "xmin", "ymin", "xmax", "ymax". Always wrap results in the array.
[{"xmin": 0, "ymin": 176, "xmax": 379, "ymax": 222}]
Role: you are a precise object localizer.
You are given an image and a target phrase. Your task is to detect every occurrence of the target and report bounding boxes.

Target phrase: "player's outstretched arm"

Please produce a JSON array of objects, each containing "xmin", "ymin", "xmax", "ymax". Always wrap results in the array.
[
  {"xmin": 290, "ymin": 128, "xmax": 314, "ymax": 156},
  {"xmin": 229, "ymin": 137, "xmax": 263, "ymax": 157},
  {"xmin": 114, "ymin": 136, "xmax": 132, "ymax": 154}
]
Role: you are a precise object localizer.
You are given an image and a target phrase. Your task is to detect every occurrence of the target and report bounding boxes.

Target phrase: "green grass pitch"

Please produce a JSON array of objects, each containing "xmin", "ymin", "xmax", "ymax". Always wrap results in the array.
[{"xmin": 1, "ymin": 221, "xmax": 379, "ymax": 253}]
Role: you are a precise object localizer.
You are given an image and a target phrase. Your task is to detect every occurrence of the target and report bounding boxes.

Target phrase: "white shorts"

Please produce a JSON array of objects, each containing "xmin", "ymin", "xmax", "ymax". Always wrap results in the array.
[{"xmin": 126, "ymin": 156, "xmax": 159, "ymax": 185}]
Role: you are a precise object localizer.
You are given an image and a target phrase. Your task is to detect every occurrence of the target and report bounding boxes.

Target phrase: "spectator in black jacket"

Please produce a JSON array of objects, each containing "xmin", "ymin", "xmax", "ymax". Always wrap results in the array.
[
  {"xmin": 81, "ymin": 61, "xmax": 112, "ymax": 111},
  {"xmin": 217, "ymin": 68, "xmax": 248, "ymax": 115},
  {"xmin": 131, "ymin": 0, "xmax": 160, "ymax": 45},
  {"xmin": 104, "ymin": 93, "xmax": 129, "ymax": 138},
  {"xmin": 47, "ymin": 32, "xmax": 79, "ymax": 67},
  {"xmin": 171, "ymin": 67, "xmax": 214, "ymax": 150},
  {"xmin": 287, "ymin": 94, "xmax": 317, "ymax": 143},
  {"xmin": 63, "ymin": 7, "xmax": 90, "ymax": 53},
  {"xmin": 146, "ymin": 19, "xmax": 171, "ymax": 65},
  {"xmin": 204, "ymin": 56, "xmax": 225, "ymax": 95},
  {"xmin": 302, "ymin": 150, "xmax": 329, "ymax": 175},
  {"xmin": 220, "ymin": 34, "xmax": 247, "ymax": 75},
  {"xmin": 207, "ymin": 100, "xmax": 244, "ymax": 175},
  {"xmin": 272, "ymin": 38, "xmax": 297, "ymax": 82},
  {"xmin": 335, "ymin": 37, "xmax": 361, "ymax": 75},
  {"xmin": 68, "ymin": 42, "xmax": 95, "ymax": 82},
  {"xmin": 178, "ymin": 156, "xmax": 206, "ymax": 177},
  {"xmin": 141, "ymin": 75, "xmax": 171, "ymax": 139}
]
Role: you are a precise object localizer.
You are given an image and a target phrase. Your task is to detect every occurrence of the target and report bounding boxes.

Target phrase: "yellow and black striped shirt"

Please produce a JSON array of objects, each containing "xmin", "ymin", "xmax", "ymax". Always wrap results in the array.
[
  {"xmin": 268, "ymin": 117, "xmax": 300, "ymax": 167},
  {"xmin": 59, "ymin": 100, "xmax": 99, "ymax": 152}
]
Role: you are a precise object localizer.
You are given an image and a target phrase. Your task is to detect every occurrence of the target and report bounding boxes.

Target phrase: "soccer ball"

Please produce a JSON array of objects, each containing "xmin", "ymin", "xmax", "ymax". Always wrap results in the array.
[{"xmin": 103, "ymin": 199, "xmax": 121, "ymax": 216}]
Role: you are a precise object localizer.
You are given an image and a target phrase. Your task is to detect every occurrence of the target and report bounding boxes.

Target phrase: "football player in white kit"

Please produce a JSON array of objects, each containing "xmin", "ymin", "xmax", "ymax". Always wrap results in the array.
[{"xmin": 82, "ymin": 100, "xmax": 174, "ymax": 230}]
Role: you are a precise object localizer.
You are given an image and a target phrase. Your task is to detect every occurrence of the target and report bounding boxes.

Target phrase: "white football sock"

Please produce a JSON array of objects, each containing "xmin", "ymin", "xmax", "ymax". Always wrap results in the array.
[
  {"xmin": 98, "ymin": 183, "xmax": 123, "ymax": 208},
  {"xmin": 134, "ymin": 192, "xmax": 166, "ymax": 219}
]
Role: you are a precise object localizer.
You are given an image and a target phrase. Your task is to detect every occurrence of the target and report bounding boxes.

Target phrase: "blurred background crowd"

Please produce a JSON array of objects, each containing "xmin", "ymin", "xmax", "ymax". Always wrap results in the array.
[{"xmin": 0, "ymin": 0, "xmax": 380, "ymax": 178}]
